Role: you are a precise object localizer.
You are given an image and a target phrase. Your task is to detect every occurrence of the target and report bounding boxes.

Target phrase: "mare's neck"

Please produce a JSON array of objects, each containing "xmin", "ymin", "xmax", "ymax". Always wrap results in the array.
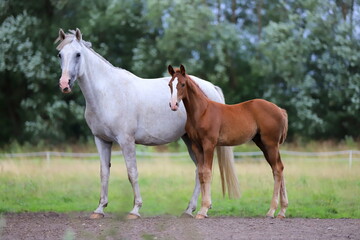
[
  {"xmin": 182, "ymin": 76, "xmax": 209, "ymax": 124},
  {"xmin": 77, "ymin": 48, "xmax": 128, "ymax": 108}
]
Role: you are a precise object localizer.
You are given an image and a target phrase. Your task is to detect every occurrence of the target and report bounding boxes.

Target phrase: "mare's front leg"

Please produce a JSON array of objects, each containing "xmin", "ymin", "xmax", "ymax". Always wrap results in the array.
[
  {"xmin": 181, "ymin": 135, "xmax": 201, "ymax": 217},
  {"xmin": 195, "ymin": 142, "xmax": 215, "ymax": 219},
  {"xmin": 91, "ymin": 136, "xmax": 113, "ymax": 219},
  {"xmin": 119, "ymin": 137, "xmax": 143, "ymax": 219}
]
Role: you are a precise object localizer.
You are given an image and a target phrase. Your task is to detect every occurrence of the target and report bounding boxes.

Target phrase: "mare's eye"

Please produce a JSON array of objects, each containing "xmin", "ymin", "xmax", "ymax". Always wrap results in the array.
[
  {"xmin": 76, "ymin": 53, "xmax": 81, "ymax": 58},
  {"xmin": 181, "ymin": 83, "xmax": 185, "ymax": 87},
  {"xmin": 58, "ymin": 53, "xmax": 61, "ymax": 59}
]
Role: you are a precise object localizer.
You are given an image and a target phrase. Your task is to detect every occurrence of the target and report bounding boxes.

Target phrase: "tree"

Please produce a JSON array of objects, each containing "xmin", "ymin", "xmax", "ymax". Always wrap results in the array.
[
  {"xmin": 1, "ymin": 0, "xmax": 359, "ymax": 147},
  {"xmin": 253, "ymin": 0, "xmax": 360, "ymax": 139}
]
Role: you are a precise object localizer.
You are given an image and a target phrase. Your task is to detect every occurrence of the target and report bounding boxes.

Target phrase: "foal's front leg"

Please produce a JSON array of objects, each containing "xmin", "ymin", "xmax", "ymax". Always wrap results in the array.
[
  {"xmin": 119, "ymin": 138, "xmax": 143, "ymax": 219},
  {"xmin": 91, "ymin": 136, "xmax": 112, "ymax": 219},
  {"xmin": 195, "ymin": 144, "xmax": 215, "ymax": 219}
]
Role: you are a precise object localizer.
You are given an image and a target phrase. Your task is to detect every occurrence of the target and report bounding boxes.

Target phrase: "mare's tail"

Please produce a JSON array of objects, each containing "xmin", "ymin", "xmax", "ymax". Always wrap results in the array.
[
  {"xmin": 216, "ymin": 146, "xmax": 241, "ymax": 198},
  {"xmin": 214, "ymin": 85, "xmax": 240, "ymax": 199},
  {"xmin": 280, "ymin": 109, "xmax": 288, "ymax": 144}
]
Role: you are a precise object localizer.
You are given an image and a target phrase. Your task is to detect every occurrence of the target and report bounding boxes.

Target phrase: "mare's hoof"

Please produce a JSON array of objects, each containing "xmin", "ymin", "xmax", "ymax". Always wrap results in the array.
[
  {"xmin": 195, "ymin": 214, "xmax": 207, "ymax": 219},
  {"xmin": 277, "ymin": 215, "xmax": 286, "ymax": 219},
  {"xmin": 126, "ymin": 213, "xmax": 141, "ymax": 220},
  {"xmin": 266, "ymin": 215, "xmax": 275, "ymax": 219},
  {"xmin": 90, "ymin": 213, "xmax": 104, "ymax": 219},
  {"xmin": 180, "ymin": 212, "xmax": 194, "ymax": 218}
]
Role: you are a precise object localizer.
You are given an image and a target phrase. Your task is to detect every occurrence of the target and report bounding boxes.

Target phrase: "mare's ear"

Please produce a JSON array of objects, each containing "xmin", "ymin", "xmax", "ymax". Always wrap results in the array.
[
  {"xmin": 168, "ymin": 65, "xmax": 175, "ymax": 76},
  {"xmin": 59, "ymin": 29, "xmax": 66, "ymax": 41},
  {"xmin": 75, "ymin": 28, "xmax": 82, "ymax": 41},
  {"xmin": 180, "ymin": 64, "xmax": 186, "ymax": 76}
]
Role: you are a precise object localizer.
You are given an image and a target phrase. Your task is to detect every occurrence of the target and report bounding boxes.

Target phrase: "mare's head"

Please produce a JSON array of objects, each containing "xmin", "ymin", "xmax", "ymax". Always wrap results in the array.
[
  {"xmin": 168, "ymin": 64, "xmax": 189, "ymax": 111},
  {"xmin": 55, "ymin": 28, "xmax": 90, "ymax": 93}
]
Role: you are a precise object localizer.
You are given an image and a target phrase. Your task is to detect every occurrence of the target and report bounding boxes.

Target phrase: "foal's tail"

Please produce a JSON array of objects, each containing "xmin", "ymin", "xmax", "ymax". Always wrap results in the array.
[
  {"xmin": 216, "ymin": 146, "xmax": 241, "ymax": 199},
  {"xmin": 280, "ymin": 108, "xmax": 288, "ymax": 144}
]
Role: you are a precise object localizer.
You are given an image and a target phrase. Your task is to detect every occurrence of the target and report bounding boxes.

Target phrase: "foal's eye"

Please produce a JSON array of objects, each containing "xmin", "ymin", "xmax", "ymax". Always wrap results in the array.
[
  {"xmin": 76, "ymin": 53, "xmax": 81, "ymax": 58},
  {"xmin": 181, "ymin": 83, "xmax": 185, "ymax": 87}
]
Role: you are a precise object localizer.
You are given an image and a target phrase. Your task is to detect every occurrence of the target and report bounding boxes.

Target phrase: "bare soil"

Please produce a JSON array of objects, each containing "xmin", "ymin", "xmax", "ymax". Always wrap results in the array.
[{"xmin": 1, "ymin": 212, "xmax": 359, "ymax": 240}]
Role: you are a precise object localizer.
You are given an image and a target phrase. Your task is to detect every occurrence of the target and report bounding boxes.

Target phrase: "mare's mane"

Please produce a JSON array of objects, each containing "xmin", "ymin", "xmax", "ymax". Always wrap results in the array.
[{"xmin": 55, "ymin": 30, "xmax": 116, "ymax": 69}]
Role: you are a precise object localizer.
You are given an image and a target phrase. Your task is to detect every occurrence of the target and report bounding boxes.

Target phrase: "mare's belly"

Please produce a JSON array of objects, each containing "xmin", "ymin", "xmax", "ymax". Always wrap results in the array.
[{"xmin": 134, "ymin": 126, "xmax": 185, "ymax": 145}]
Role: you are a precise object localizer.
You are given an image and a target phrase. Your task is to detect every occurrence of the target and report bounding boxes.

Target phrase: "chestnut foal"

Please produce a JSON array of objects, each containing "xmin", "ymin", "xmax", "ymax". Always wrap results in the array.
[{"xmin": 168, "ymin": 65, "xmax": 289, "ymax": 219}]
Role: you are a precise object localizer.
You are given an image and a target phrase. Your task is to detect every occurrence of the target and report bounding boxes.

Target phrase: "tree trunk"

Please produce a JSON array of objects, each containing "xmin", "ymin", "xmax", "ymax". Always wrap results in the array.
[
  {"xmin": 231, "ymin": 0, "xmax": 236, "ymax": 23},
  {"xmin": 256, "ymin": 0, "xmax": 263, "ymax": 42}
]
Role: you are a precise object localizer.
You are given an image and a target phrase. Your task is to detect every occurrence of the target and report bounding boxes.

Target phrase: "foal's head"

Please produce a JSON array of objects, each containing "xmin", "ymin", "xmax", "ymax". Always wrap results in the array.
[
  {"xmin": 168, "ymin": 65, "xmax": 189, "ymax": 111},
  {"xmin": 55, "ymin": 28, "xmax": 89, "ymax": 93}
]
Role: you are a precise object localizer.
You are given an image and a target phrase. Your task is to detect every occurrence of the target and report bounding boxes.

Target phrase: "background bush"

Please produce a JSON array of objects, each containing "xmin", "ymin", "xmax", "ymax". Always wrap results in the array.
[{"xmin": 1, "ymin": 0, "xmax": 359, "ymax": 146}]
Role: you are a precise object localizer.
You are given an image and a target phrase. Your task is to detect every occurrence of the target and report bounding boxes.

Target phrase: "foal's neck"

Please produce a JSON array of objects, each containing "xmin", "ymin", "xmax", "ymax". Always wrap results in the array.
[{"xmin": 182, "ymin": 76, "xmax": 209, "ymax": 122}]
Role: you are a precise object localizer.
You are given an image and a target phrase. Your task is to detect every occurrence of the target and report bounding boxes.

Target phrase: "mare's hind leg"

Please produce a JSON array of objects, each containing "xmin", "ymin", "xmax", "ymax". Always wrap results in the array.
[
  {"xmin": 91, "ymin": 136, "xmax": 113, "ymax": 219},
  {"xmin": 119, "ymin": 137, "xmax": 143, "ymax": 219},
  {"xmin": 253, "ymin": 135, "xmax": 287, "ymax": 218},
  {"xmin": 181, "ymin": 135, "xmax": 201, "ymax": 217}
]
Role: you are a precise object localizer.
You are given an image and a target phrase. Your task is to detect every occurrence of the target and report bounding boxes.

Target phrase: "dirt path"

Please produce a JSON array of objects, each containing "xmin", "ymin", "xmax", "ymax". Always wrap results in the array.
[{"xmin": 1, "ymin": 212, "xmax": 359, "ymax": 240}]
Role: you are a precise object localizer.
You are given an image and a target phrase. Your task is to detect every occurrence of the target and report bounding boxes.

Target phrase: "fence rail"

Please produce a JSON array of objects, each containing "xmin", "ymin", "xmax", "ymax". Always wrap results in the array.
[{"xmin": 1, "ymin": 149, "xmax": 359, "ymax": 168}]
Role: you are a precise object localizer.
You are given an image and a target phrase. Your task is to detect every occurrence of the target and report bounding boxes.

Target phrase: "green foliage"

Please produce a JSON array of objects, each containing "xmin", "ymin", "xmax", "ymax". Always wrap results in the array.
[
  {"xmin": 254, "ymin": 1, "xmax": 360, "ymax": 139},
  {"xmin": 0, "ymin": 0, "xmax": 359, "ymax": 146}
]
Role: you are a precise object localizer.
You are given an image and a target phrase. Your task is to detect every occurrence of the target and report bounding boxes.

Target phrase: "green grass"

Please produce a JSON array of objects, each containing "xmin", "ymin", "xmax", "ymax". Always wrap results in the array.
[{"xmin": 0, "ymin": 157, "xmax": 359, "ymax": 218}]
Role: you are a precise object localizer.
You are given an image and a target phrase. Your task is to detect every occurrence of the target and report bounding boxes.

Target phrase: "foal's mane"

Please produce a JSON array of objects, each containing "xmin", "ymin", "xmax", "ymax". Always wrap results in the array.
[
  {"xmin": 174, "ymin": 69, "xmax": 209, "ymax": 98},
  {"xmin": 55, "ymin": 30, "xmax": 116, "ymax": 69}
]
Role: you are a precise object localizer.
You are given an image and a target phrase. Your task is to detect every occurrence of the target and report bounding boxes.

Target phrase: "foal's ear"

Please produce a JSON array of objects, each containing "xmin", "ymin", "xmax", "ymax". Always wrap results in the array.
[
  {"xmin": 75, "ymin": 28, "xmax": 82, "ymax": 41},
  {"xmin": 180, "ymin": 64, "xmax": 186, "ymax": 76},
  {"xmin": 59, "ymin": 29, "xmax": 66, "ymax": 41},
  {"xmin": 168, "ymin": 65, "xmax": 175, "ymax": 76}
]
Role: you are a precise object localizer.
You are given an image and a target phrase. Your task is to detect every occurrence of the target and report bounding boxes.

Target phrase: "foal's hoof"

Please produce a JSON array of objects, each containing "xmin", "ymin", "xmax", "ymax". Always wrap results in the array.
[
  {"xmin": 126, "ymin": 213, "xmax": 141, "ymax": 220},
  {"xmin": 195, "ymin": 214, "xmax": 207, "ymax": 219},
  {"xmin": 277, "ymin": 215, "xmax": 286, "ymax": 219},
  {"xmin": 180, "ymin": 212, "xmax": 194, "ymax": 218},
  {"xmin": 90, "ymin": 213, "xmax": 104, "ymax": 219}
]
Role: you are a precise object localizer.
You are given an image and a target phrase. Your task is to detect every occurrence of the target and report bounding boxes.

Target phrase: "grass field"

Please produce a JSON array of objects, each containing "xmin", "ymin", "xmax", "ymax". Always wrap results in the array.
[{"xmin": 0, "ymin": 153, "xmax": 359, "ymax": 219}]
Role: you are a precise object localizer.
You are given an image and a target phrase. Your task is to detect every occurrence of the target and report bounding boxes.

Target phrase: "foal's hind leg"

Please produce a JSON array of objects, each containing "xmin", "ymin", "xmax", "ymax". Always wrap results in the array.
[
  {"xmin": 278, "ymin": 171, "xmax": 288, "ymax": 218},
  {"xmin": 265, "ymin": 147, "xmax": 283, "ymax": 218},
  {"xmin": 254, "ymin": 136, "xmax": 286, "ymax": 218},
  {"xmin": 181, "ymin": 135, "xmax": 201, "ymax": 217}
]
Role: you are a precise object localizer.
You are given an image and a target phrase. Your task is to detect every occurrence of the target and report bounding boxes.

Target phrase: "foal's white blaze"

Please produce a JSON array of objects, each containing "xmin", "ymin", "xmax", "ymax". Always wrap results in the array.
[{"xmin": 170, "ymin": 77, "xmax": 179, "ymax": 111}]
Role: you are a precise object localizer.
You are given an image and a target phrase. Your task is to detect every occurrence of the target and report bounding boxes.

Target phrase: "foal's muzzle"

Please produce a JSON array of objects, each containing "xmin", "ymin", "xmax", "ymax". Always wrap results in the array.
[{"xmin": 169, "ymin": 101, "xmax": 179, "ymax": 111}]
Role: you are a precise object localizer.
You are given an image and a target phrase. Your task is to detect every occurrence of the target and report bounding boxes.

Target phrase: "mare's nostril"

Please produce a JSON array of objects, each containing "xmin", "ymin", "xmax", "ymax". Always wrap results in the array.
[
  {"xmin": 169, "ymin": 102, "xmax": 171, "ymax": 108},
  {"xmin": 176, "ymin": 102, "xmax": 179, "ymax": 107}
]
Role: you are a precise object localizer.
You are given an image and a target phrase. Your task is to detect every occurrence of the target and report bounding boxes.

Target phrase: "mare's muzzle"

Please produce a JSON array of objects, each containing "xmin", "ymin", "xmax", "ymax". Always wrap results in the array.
[{"xmin": 59, "ymin": 72, "xmax": 72, "ymax": 93}]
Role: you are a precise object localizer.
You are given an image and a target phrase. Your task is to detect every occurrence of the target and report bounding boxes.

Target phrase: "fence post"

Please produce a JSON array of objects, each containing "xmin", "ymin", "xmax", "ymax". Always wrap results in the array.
[
  {"xmin": 46, "ymin": 152, "xmax": 50, "ymax": 163},
  {"xmin": 349, "ymin": 150, "xmax": 353, "ymax": 169}
]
